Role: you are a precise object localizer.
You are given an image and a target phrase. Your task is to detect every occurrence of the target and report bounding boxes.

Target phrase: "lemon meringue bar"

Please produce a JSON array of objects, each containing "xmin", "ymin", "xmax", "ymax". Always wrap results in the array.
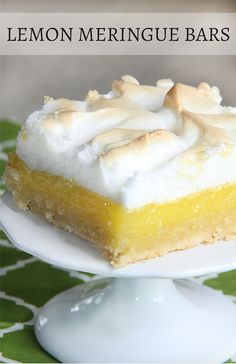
[{"xmin": 5, "ymin": 75, "xmax": 236, "ymax": 267}]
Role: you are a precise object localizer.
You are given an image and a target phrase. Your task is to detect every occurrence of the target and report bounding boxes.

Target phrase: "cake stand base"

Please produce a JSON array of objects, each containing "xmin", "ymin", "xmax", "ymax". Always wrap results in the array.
[{"xmin": 35, "ymin": 277, "xmax": 236, "ymax": 363}]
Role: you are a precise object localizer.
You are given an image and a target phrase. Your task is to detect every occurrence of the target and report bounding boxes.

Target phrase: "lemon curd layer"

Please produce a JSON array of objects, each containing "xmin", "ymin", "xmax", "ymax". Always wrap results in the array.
[{"xmin": 5, "ymin": 153, "xmax": 236, "ymax": 267}]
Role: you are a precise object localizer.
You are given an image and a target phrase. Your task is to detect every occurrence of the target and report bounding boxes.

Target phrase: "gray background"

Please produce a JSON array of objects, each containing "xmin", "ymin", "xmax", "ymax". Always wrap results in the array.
[{"xmin": 1, "ymin": 0, "xmax": 236, "ymax": 121}]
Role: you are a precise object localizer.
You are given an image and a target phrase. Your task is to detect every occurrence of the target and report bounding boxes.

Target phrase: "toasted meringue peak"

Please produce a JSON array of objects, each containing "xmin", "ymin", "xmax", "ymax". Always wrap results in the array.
[
  {"xmin": 17, "ymin": 75, "xmax": 236, "ymax": 208},
  {"xmin": 121, "ymin": 75, "xmax": 140, "ymax": 84},
  {"xmin": 43, "ymin": 96, "xmax": 54, "ymax": 104},
  {"xmin": 164, "ymin": 82, "xmax": 224, "ymax": 114},
  {"xmin": 156, "ymin": 79, "xmax": 174, "ymax": 88}
]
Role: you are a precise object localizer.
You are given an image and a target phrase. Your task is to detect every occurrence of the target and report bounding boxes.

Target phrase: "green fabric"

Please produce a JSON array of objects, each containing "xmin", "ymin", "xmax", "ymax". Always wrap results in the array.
[
  {"xmin": 0, "ymin": 119, "xmax": 235, "ymax": 363},
  {"xmin": 0, "ymin": 299, "xmax": 33, "ymax": 324}
]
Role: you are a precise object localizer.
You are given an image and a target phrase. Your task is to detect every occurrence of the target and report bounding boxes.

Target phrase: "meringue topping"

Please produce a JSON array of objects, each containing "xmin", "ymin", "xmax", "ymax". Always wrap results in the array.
[{"xmin": 17, "ymin": 75, "xmax": 236, "ymax": 208}]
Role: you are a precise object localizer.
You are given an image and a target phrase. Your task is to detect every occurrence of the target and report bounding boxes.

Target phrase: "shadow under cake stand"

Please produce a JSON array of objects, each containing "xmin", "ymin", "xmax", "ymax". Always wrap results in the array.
[{"xmin": 0, "ymin": 192, "xmax": 236, "ymax": 363}]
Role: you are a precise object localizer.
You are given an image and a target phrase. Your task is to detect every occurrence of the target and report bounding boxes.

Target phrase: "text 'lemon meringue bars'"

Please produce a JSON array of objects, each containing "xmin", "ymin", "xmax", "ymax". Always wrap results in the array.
[{"xmin": 5, "ymin": 75, "xmax": 236, "ymax": 267}]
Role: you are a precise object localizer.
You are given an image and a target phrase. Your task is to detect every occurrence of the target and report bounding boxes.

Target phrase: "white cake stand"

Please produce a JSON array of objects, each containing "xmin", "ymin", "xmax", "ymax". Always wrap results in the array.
[{"xmin": 1, "ymin": 192, "xmax": 236, "ymax": 363}]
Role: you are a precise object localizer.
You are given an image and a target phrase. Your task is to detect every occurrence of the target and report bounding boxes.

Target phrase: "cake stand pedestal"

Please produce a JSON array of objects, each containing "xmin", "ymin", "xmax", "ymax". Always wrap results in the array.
[{"xmin": 1, "ymin": 192, "xmax": 236, "ymax": 363}]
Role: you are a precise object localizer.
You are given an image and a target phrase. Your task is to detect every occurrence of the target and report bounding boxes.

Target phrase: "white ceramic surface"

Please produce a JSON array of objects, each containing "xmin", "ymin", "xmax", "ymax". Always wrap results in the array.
[
  {"xmin": 0, "ymin": 192, "xmax": 236, "ymax": 278},
  {"xmin": 35, "ymin": 278, "xmax": 236, "ymax": 363}
]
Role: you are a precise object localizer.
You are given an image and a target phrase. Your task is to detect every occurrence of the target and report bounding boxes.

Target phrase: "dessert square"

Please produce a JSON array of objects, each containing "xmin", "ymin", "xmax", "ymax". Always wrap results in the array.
[{"xmin": 5, "ymin": 75, "xmax": 236, "ymax": 267}]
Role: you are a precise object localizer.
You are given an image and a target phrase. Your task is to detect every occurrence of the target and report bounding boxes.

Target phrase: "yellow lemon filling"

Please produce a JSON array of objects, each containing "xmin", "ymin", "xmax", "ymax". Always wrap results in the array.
[{"xmin": 5, "ymin": 153, "xmax": 236, "ymax": 267}]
